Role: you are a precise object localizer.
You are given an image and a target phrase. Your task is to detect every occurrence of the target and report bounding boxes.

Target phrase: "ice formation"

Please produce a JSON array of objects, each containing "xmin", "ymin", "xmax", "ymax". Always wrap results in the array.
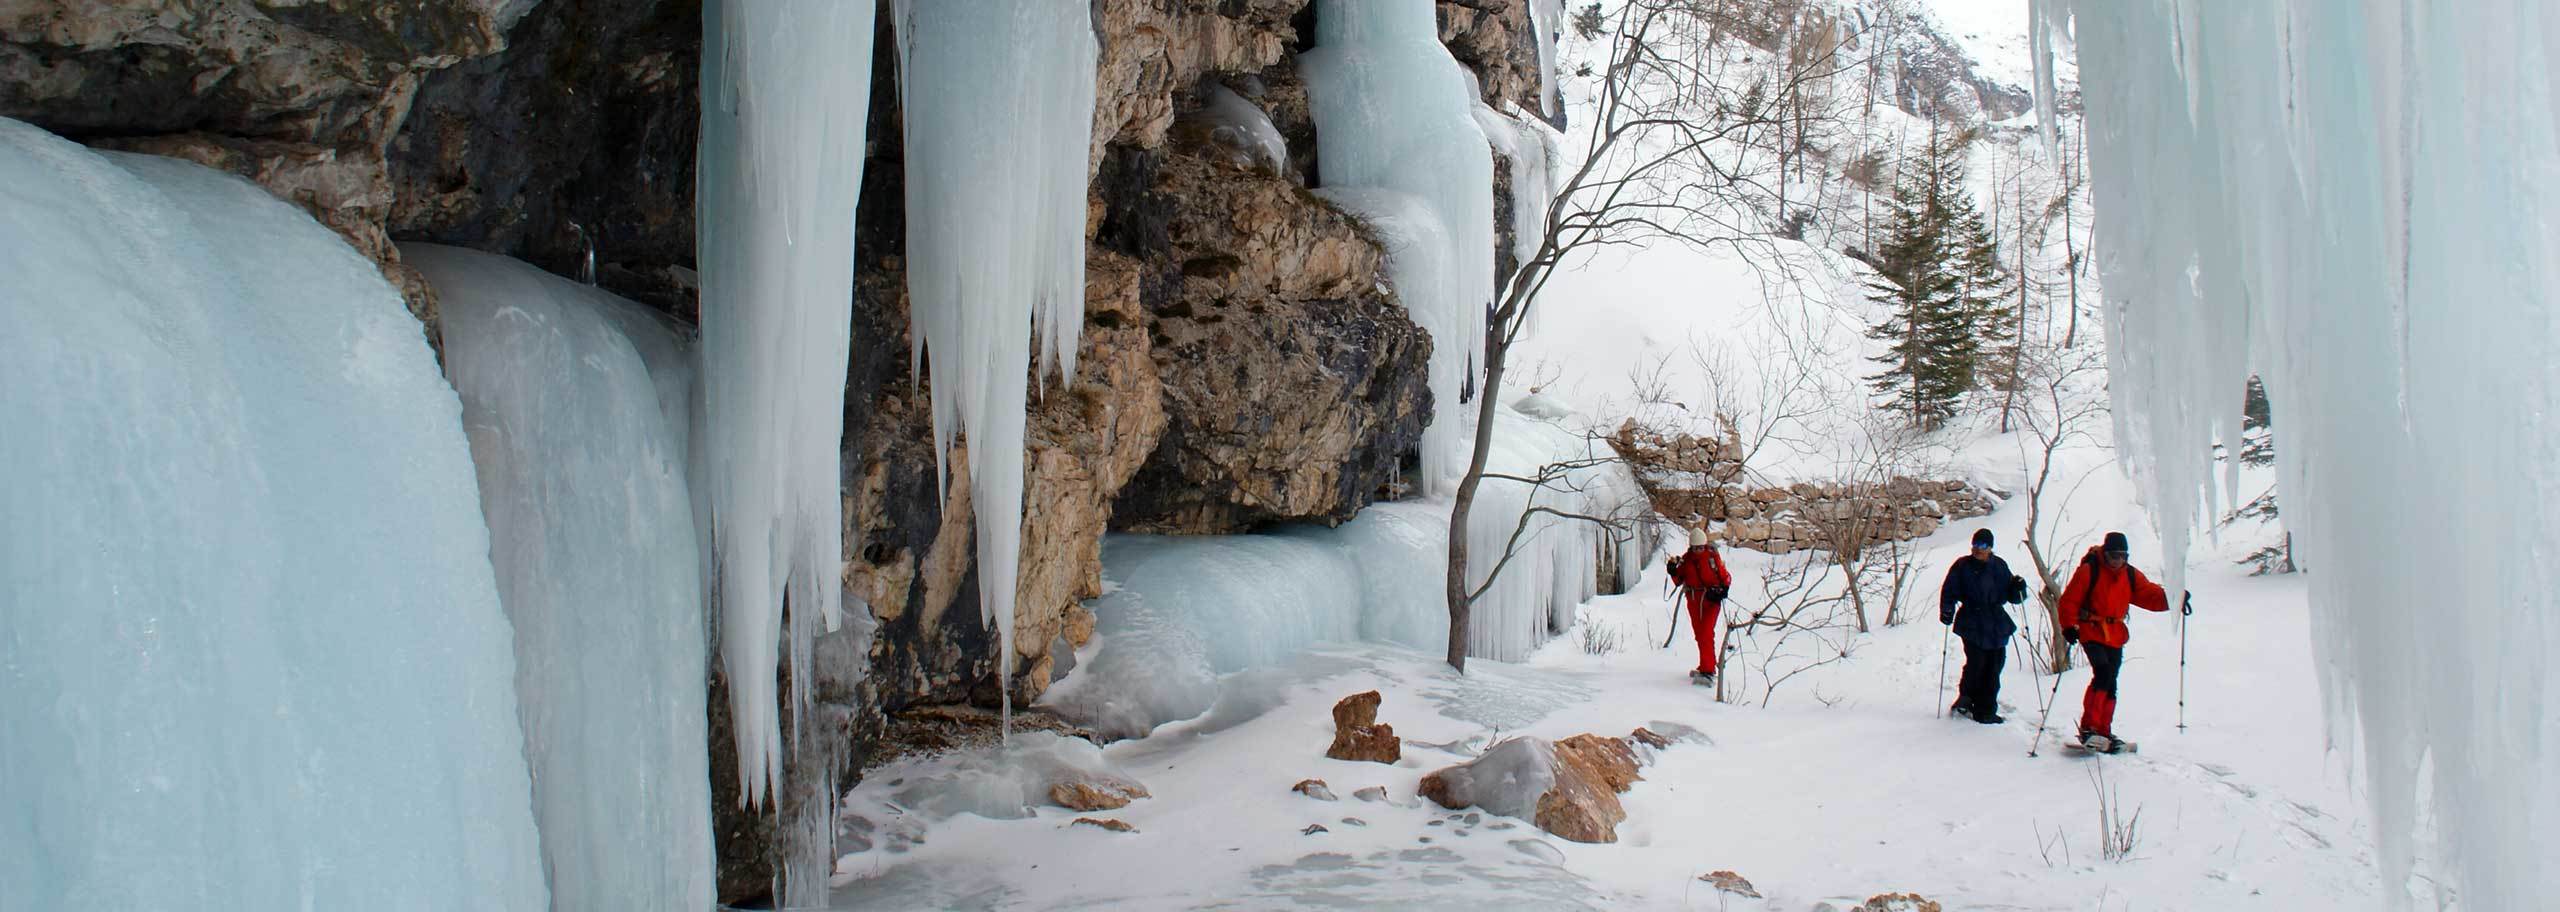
[
  {"xmin": 1048, "ymin": 403, "xmax": 1649, "ymax": 737},
  {"xmin": 0, "ymin": 120, "xmax": 546, "ymax": 908},
  {"xmin": 893, "ymin": 0, "xmax": 1099, "ymax": 688},
  {"xmin": 1474, "ymin": 96, "xmax": 1563, "ymax": 295},
  {"xmin": 1302, "ymin": 0, "xmax": 1500, "ymax": 494},
  {"xmin": 1202, "ymin": 82, "xmax": 1288, "ymax": 174},
  {"xmin": 1527, "ymin": 0, "xmax": 1565, "ymax": 121},
  {"xmin": 412, "ymin": 244, "xmax": 713, "ymax": 911},
  {"xmin": 2032, "ymin": 3, "xmax": 2560, "ymax": 904},
  {"xmin": 696, "ymin": 0, "xmax": 875, "ymax": 806}
]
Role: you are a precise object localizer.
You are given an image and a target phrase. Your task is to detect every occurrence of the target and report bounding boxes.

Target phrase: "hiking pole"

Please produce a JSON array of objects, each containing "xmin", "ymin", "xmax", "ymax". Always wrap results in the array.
[
  {"xmin": 1662, "ymin": 580, "xmax": 1684, "ymax": 649},
  {"xmin": 2027, "ymin": 655, "xmax": 2067, "ymax": 757},
  {"xmin": 1936, "ymin": 627, "xmax": 1952, "ymax": 718},
  {"xmin": 2177, "ymin": 591, "xmax": 2193, "ymax": 732}
]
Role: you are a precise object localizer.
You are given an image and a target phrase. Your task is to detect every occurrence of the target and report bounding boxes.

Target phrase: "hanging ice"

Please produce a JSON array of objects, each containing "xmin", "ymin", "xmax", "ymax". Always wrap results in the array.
[
  {"xmin": 893, "ymin": 0, "xmax": 1098, "ymax": 687},
  {"xmin": 1527, "ymin": 0, "xmax": 1565, "ymax": 121},
  {"xmin": 1046, "ymin": 402, "xmax": 1650, "ymax": 738},
  {"xmin": 696, "ymin": 0, "xmax": 875, "ymax": 807},
  {"xmin": 0, "ymin": 119, "xmax": 546, "ymax": 909},
  {"xmin": 1302, "ymin": 0, "xmax": 1501, "ymax": 495},
  {"xmin": 2032, "ymin": 2, "xmax": 2560, "ymax": 906},
  {"xmin": 411, "ymin": 244, "xmax": 714, "ymax": 912}
]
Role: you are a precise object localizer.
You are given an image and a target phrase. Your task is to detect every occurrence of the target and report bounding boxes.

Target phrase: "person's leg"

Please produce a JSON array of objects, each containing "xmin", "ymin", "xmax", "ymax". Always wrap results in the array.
[
  {"xmin": 1980, "ymin": 643, "xmax": 2006, "ymax": 718},
  {"xmin": 1701, "ymin": 602, "xmax": 1723, "ymax": 675},
  {"xmin": 1956, "ymin": 641, "xmax": 1989, "ymax": 715},
  {"xmin": 2078, "ymin": 645, "xmax": 2119, "ymax": 737},
  {"xmin": 1686, "ymin": 599, "xmax": 1713, "ymax": 673}
]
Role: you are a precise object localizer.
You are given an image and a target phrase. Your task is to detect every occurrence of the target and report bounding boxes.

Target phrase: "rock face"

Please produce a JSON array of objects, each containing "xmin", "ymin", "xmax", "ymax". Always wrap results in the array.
[{"xmin": 1324, "ymin": 691, "xmax": 1402, "ymax": 764}]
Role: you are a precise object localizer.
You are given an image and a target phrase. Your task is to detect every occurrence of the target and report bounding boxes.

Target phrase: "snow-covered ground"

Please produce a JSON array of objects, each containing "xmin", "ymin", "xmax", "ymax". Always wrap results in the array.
[{"xmin": 817, "ymin": 461, "xmax": 2384, "ymax": 908}]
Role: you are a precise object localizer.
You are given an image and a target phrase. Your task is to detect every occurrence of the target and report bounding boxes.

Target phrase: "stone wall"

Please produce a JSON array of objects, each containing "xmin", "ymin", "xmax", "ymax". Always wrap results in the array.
[{"xmin": 1610, "ymin": 422, "xmax": 2001, "ymax": 555}]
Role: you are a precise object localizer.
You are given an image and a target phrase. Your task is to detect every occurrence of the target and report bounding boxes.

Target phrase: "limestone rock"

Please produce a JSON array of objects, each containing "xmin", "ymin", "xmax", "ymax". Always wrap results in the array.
[
  {"xmin": 1856, "ymin": 893, "xmax": 1944, "ymax": 912},
  {"xmin": 1553, "ymin": 734, "xmax": 1642, "ymax": 793},
  {"xmin": 1048, "ymin": 772, "xmax": 1151, "ymax": 812},
  {"xmin": 1071, "ymin": 817, "xmax": 1137, "ymax": 834},
  {"xmin": 1325, "ymin": 691, "xmax": 1401, "ymax": 764},
  {"xmin": 1700, "ymin": 871, "xmax": 1762, "ymax": 898},
  {"xmin": 1353, "ymin": 786, "xmax": 1398, "ymax": 804},
  {"xmin": 1418, "ymin": 735, "xmax": 1633, "ymax": 845},
  {"xmin": 1292, "ymin": 779, "xmax": 1339, "ymax": 801}
]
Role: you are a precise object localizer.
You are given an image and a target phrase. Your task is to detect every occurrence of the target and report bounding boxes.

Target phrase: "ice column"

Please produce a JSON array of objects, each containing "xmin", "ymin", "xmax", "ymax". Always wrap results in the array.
[
  {"xmin": 696, "ymin": 0, "xmax": 875, "ymax": 806},
  {"xmin": 0, "ymin": 120, "xmax": 546, "ymax": 909},
  {"xmin": 893, "ymin": 0, "xmax": 1098, "ymax": 684},
  {"xmin": 1302, "ymin": 0, "xmax": 1500, "ymax": 494},
  {"xmin": 412, "ymin": 244, "xmax": 714, "ymax": 911},
  {"xmin": 2033, "ymin": 2, "xmax": 2560, "ymax": 906}
]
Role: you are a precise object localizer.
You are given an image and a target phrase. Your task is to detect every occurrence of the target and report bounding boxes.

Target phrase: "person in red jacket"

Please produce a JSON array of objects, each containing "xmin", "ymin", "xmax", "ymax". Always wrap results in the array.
[
  {"xmin": 2057, "ymin": 531, "xmax": 2172, "ymax": 751},
  {"xmin": 1667, "ymin": 525, "xmax": 1734, "ymax": 685}
]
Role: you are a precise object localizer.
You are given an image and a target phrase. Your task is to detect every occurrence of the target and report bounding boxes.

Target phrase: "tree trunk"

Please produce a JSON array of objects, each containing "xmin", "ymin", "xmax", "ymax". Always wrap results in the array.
[{"xmin": 1445, "ymin": 317, "xmax": 1514, "ymax": 673}]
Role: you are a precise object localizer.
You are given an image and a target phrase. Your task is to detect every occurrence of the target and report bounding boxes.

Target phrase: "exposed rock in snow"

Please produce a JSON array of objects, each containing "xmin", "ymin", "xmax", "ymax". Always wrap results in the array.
[
  {"xmin": 1419, "ymin": 729, "xmax": 1672, "ymax": 844},
  {"xmin": 1048, "ymin": 774, "xmax": 1151, "ymax": 813},
  {"xmin": 1071, "ymin": 817, "xmax": 1138, "ymax": 834},
  {"xmin": 1293, "ymin": 779, "xmax": 1340, "ymax": 801},
  {"xmin": 1701, "ymin": 870, "xmax": 1764, "ymax": 899},
  {"xmin": 1325, "ymin": 691, "xmax": 1404, "ymax": 764}
]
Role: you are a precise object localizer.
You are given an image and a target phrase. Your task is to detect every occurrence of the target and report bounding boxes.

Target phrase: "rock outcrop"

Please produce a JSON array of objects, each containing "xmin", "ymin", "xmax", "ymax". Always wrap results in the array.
[{"xmin": 1324, "ymin": 691, "xmax": 1402, "ymax": 764}]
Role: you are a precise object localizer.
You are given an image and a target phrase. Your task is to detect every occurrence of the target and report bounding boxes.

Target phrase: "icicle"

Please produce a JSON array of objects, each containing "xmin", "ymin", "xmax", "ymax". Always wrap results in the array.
[
  {"xmin": 1302, "ymin": 0, "xmax": 1500, "ymax": 495},
  {"xmin": 696, "ymin": 0, "xmax": 876, "ymax": 808},
  {"xmin": 1528, "ymin": 0, "xmax": 1566, "ymax": 122},
  {"xmin": 2035, "ymin": 2, "xmax": 2560, "ymax": 906},
  {"xmin": 893, "ymin": 0, "xmax": 1099, "ymax": 732}
]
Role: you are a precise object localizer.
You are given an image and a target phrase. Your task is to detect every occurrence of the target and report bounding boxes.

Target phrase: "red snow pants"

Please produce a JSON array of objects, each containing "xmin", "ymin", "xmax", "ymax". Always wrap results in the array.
[{"xmin": 1688, "ymin": 597, "xmax": 1724, "ymax": 674}]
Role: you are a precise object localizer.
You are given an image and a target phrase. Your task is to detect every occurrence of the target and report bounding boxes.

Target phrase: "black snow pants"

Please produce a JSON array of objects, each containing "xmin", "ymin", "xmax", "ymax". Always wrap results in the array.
[
  {"xmin": 2083, "ymin": 642, "xmax": 2123, "ymax": 697},
  {"xmin": 1957, "ymin": 640, "xmax": 2005, "ymax": 718}
]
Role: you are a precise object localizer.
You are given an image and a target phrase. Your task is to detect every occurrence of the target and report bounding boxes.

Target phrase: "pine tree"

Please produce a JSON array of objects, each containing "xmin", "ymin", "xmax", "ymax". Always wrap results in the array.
[{"xmin": 1864, "ymin": 126, "xmax": 1982, "ymax": 428}]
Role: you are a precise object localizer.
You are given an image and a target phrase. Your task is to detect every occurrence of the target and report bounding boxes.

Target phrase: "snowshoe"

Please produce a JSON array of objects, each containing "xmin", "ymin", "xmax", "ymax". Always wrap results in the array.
[
  {"xmin": 1974, "ymin": 711, "xmax": 2006, "ymax": 725},
  {"xmin": 1689, "ymin": 670, "xmax": 1716, "ymax": 687},
  {"xmin": 2065, "ymin": 733, "xmax": 2138, "ymax": 755},
  {"xmin": 1948, "ymin": 703, "xmax": 1973, "ymax": 721}
]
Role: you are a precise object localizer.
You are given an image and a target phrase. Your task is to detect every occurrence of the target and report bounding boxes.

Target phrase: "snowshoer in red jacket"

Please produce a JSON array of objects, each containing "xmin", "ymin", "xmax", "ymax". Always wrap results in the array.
[
  {"xmin": 2058, "ymin": 531, "xmax": 2171, "ymax": 752},
  {"xmin": 1667, "ymin": 526, "xmax": 1733, "ymax": 685}
]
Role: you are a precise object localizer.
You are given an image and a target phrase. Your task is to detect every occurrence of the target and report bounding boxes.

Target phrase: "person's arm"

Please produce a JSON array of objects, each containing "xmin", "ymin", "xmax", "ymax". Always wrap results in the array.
[
  {"xmin": 2005, "ymin": 561, "xmax": 2029, "ymax": 604},
  {"xmin": 2130, "ymin": 568, "xmax": 2171, "ymax": 612},
  {"xmin": 2059, "ymin": 564, "xmax": 2091, "ymax": 633},
  {"xmin": 1709, "ymin": 550, "xmax": 1732, "ymax": 590}
]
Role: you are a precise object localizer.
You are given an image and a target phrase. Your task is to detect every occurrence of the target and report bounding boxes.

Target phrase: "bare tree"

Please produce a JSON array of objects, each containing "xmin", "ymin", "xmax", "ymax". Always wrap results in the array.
[
  {"xmin": 2011, "ymin": 342, "xmax": 2109, "ymax": 672},
  {"xmin": 1722, "ymin": 553, "xmax": 1864, "ymax": 707},
  {"xmin": 1443, "ymin": 0, "xmax": 1862, "ymax": 671}
]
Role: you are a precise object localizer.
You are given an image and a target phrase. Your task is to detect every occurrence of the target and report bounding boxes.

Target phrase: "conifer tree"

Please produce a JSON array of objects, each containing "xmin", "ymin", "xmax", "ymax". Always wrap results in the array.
[{"xmin": 1864, "ymin": 126, "xmax": 1976, "ymax": 427}]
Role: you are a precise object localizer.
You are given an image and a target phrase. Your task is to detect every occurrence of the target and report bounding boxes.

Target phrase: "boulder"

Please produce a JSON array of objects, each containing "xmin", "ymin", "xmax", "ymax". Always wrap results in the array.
[
  {"xmin": 1857, "ymin": 894, "xmax": 1944, "ymax": 912},
  {"xmin": 1417, "ymin": 735, "xmax": 1637, "ymax": 845},
  {"xmin": 1325, "ymin": 691, "xmax": 1401, "ymax": 764}
]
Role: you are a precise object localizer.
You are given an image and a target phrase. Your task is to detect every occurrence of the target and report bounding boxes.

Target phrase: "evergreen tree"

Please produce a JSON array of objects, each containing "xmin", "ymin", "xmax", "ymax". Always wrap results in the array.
[{"xmin": 1864, "ymin": 126, "xmax": 1982, "ymax": 427}]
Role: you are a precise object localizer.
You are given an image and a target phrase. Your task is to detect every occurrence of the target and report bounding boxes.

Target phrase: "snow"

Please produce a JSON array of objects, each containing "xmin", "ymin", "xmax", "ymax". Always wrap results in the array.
[
  {"xmin": 696, "ymin": 0, "xmax": 875, "ymax": 808},
  {"xmin": 410, "ymin": 244, "xmax": 714, "ymax": 910},
  {"xmin": 2033, "ymin": 2, "xmax": 2560, "ymax": 905},
  {"xmin": 0, "ymin": 119, "xmax": 546, "ymax": 908},
  {"xmin": 1302, "ymin": 0, "xmax": 1500, "ymax": 495},
  {"xmin": 893, "ymin": 0, "xmax": 1099, "ymax": 703}
]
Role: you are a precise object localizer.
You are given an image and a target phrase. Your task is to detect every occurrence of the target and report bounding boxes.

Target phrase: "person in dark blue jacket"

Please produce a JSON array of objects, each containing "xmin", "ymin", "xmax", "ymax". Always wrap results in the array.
[{"xmin": 1940, "ymin": 528, "xmax": 2030, "ymax": 723}]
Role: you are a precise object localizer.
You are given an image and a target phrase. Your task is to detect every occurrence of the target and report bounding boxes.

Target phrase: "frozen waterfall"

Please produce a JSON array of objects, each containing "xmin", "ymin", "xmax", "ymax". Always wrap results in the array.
[
  {"xmin": 0, "ymin": 119, "xmax": 547, "ymax": 908},
  {"xmin": 1047, "ymin": 402, "xmax": 1651, "ymax": 739},
  {"xmin": 411, "ymin": 244, "xmax": 714, "ymax": 911},
  {"xmin": 1302, "ymin": 0, "xmax": 1501, "ymax": 495},
  {"xmin": 2034, "ymin": 2, "xmax": 2560, "ymax": 905},
  {"xmin": 696, "ymin": 0, "xmax": 876, "ymax": 807},
  {"xmin": 893, "ymin": 0, "xmax": 1099, "ymax": 689}
]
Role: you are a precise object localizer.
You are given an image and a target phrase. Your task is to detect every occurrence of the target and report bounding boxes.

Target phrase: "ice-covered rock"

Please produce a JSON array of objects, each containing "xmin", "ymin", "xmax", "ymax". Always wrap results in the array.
[{"xmin": 1418, "ymin": 731, "xmax": 1654, "ymax": 845}]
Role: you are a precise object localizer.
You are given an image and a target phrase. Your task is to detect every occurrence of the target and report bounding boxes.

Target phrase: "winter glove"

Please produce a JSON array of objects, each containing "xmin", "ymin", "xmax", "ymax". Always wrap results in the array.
[
  {"xmin": 2062, "ymin": 626, "xmax": 2081, "ymax": 645},
  {"xmin": 1939, "ymin": 609, "xmax": 1954, "ymax": 626},
  {"xmin": 2007, "ymin": 576, "xmax": 2029, "ymax": 604}
]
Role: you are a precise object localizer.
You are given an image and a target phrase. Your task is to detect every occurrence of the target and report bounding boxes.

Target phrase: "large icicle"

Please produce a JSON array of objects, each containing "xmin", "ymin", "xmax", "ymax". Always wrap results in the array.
[
  {"xmin": 1301, "ymin": 0, "xmax": 1500, "ymax": 494},
  {"xmin": 411, "ymin": 245, "xmax": 714, "ymax": 911},
  {"xmin": 893, "ymin": 0, "xmax": 1098, "ymax": 687},
  {"xmin": 2032, "ymin": 3, "xmax": 2560, "ymax": 906},
  {"xmin": 0, "ymin": 119, "xmax": 547, "ymax": 908},
  {"xmin": 696, "ymin": 0, "xmax": 875, "ymax": 806}
]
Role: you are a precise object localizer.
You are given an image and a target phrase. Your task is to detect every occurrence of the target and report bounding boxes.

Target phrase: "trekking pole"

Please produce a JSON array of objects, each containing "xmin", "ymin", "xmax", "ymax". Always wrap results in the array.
[
  {"xmin": 1662, "ymin": 581, "xmax": 1684, "ymax": 649},
  {"xmin": 1936, "ymin": 627, "xmax": 1952, "ymax": 718},
  {"xmin": 2027, "ymin": 656, "xmax": 2067, "ymax": 757},
  {"xmin": 2177, "ymin": 591, "xmax": 2193, "ymax": 732}
]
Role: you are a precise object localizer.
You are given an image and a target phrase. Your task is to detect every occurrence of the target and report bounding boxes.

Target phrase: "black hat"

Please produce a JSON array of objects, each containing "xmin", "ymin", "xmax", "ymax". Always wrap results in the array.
[
  {"xmin": 1971, "ymin": 528, "xmax": 1994, "ymax": 548},
  {"xmin": 2103, "ymin": 531, "xmax": 2130, "ymax": 556}
]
